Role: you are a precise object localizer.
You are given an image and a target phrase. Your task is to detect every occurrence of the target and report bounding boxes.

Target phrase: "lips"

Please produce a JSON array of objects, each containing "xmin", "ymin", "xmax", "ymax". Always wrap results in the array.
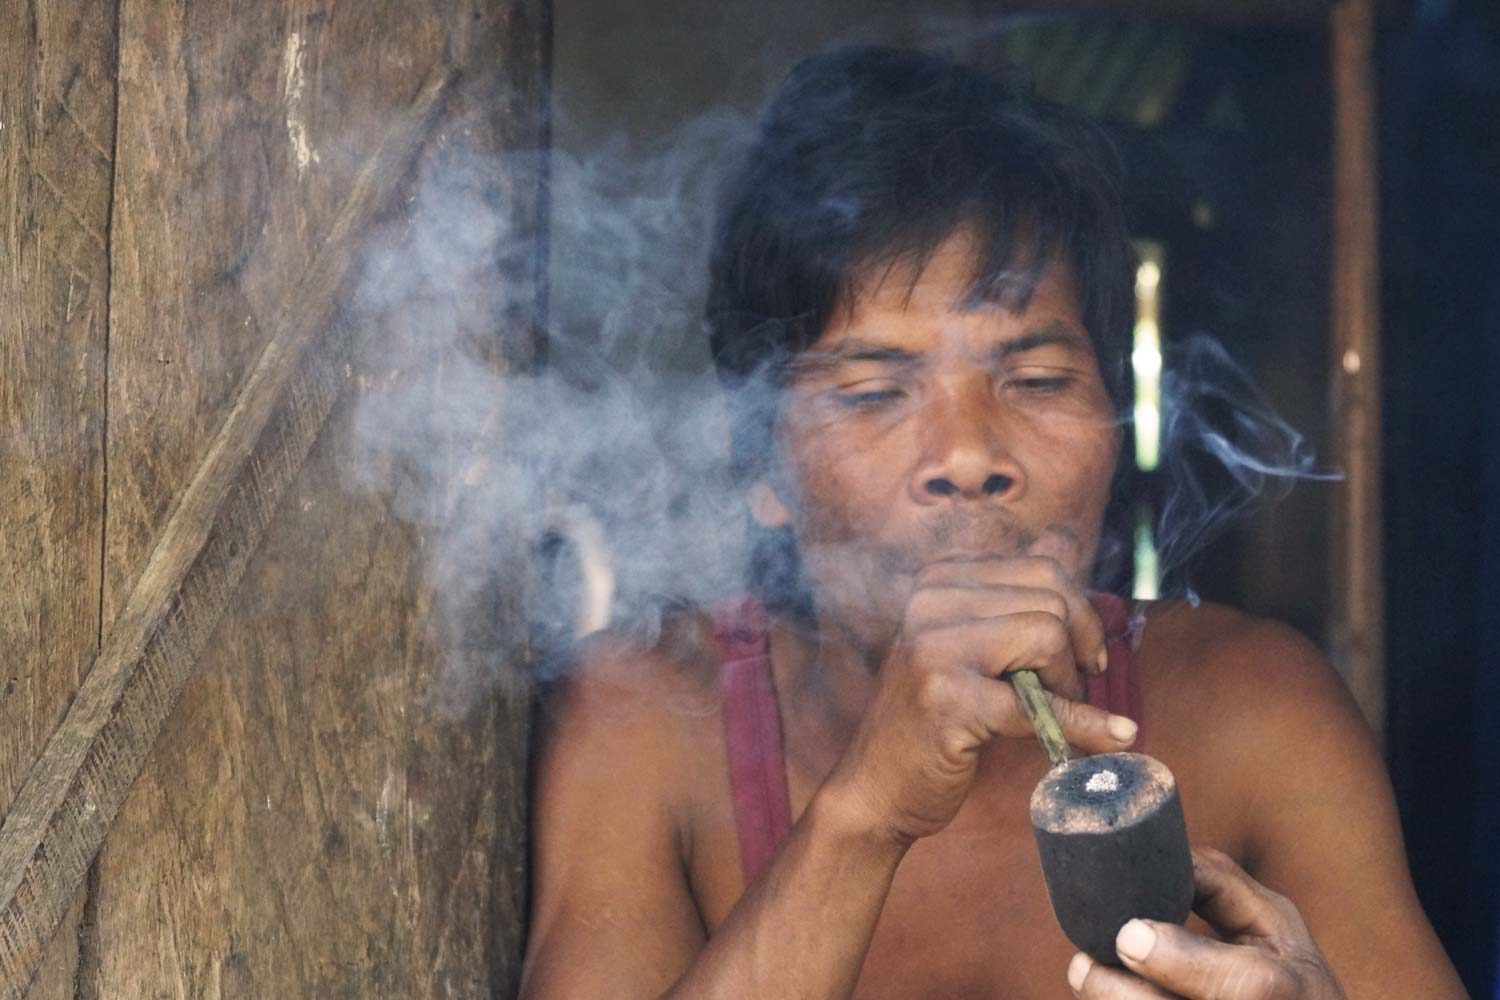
[
  {"xmin": 920, "ymin": 513, "xmax": 1034, "ymax": 561},
  {"xmin": 925, "ymin": 549, "xmax": 1023, "ymax": 565}
]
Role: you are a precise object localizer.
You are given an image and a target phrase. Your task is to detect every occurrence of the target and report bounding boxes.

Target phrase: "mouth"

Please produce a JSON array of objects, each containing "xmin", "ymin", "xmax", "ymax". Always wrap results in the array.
[
  {"xmin": 923, "ymin": 549, "xmax": 1023, "ymax": 566},
  {"xmin": 916, "ymin": 516, "xmax": 1035, "ymax": 567}
]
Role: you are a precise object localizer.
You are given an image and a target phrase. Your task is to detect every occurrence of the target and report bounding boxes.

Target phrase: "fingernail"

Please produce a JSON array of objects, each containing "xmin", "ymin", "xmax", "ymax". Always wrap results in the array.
[
  {"xmin": 1095, "ymin": 647, "xmax": 1109, "ymax": 673},
  {"xmin": 1107, "ymin": 715, "xmax": 1138, "ymax": 743},
  {"xmin": 1116, "ymin": 919, "xmax": 1156, "ymax": 962},
  {"xmin": 1067, "ymin": 952, "xmax": 1092, "ymax": 993}
]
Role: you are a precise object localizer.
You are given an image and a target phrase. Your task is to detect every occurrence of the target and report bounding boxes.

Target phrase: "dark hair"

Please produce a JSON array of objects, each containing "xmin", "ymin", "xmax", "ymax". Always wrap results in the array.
[{"xmin": 706, "ymin": 46, "xmax": 1136, "ymax": 608}]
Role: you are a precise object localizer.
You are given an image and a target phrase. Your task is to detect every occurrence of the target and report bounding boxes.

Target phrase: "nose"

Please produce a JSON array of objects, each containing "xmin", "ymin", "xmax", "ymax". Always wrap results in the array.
[{"xmin": 910, "ymin": 378, "xmax": 1025, "ymax": 505}]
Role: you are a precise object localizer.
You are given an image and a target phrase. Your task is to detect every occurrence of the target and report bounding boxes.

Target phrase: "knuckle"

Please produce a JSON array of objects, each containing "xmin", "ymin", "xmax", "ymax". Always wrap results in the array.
[
  {"xmin": 1044, "ymin": 692, "xmax": 1077, "ymax": 724},
  {"xmin": 1043, "ymin": 592, "xmax": 1069, "ymax": 623},
  {"xmin": 1258, "ymin": 883, "xmax": 1294, "ymax": 915},
  {"xmin": 1257, "ymin": 962, "xmax": 1300, "ymax": 1000},
  {"xmin": 914, "ymin": 672, "xmax": 954, "ymax": 713},
  {"xmin": 1038, "ymin": 556, "xmax": 1069, "ymax": 589},
  {"xmin": 938, "ymin": 728, "xmax": 972, "ymax": 761},
  {"xmin": 1037, "ymin": 617, "xmax": 1070, "ymax": 657},
  {"xmin": 906, "ymin": 589, "xmax": 938, "ymax": 621},
  {"xmin": 1216, "ymin": 958, "xmax": 1292, "ymax": 1000},
  {"xmin": 1199, "ymin": 845, "xmax": 1234, "ymax": 865}
]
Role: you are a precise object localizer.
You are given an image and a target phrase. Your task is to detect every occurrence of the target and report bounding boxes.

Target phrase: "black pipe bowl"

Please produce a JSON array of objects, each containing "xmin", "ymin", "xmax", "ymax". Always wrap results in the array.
[{"xmin": 1030, "ymin": 752, "xmax": 1194, "ymax": 964}]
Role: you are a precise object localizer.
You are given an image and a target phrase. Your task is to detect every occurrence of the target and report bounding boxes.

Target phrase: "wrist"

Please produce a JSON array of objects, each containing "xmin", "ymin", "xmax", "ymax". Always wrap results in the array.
[{"xmin": 807, "ymin": 773, "xmax": 914, "ymax": 864}]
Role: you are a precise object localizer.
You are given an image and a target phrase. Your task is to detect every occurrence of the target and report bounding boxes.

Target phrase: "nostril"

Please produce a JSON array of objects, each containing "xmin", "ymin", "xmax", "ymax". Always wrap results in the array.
[
  {"xmin": 982, "ymin": 474, "xmax": 1013, "ymax": 495},
  {"xmin": 925, "ymin": 478, "xmax": 960, "ymax": 497}
]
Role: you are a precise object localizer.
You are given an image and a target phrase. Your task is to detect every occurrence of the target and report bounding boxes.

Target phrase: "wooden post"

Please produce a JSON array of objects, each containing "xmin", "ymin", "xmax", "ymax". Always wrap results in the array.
[
  {"xmin": 1329, "ymin": 0, "xmax": 1385, "ymax": 741},
  {"xmin": 80, "ymin": 3, "xmax": 549, "ymax": 996},
  {"xmin": 1, "ymin": 1, "xmax": 551, "ymax": 990},
  {"xmin": 0, "ymin": 3, "xmax": 117, "ymax": 993},
  {"xmin": 0, "ymin": 67, "xmax": 454, "ymax": 999}
]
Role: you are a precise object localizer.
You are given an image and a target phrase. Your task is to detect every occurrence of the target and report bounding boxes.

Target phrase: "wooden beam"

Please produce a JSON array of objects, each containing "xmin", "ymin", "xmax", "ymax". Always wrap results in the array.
[
  {"xmin": 1328, "ymin": 0, "xmax": 1385, "ymax": 740},
  {"xmin": 995, "ymin": 0, "xmax": 1333, "ymax": 26},
  {"xmin": 0, "ymin": 63, "xmax": 455, "ymax": 1000}
]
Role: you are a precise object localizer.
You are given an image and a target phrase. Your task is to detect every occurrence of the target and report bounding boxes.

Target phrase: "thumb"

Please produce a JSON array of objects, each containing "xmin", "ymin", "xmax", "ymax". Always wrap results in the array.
[{"xmin": 1190, "ymin": 847, "xmax": 1292, "ymax": 941}]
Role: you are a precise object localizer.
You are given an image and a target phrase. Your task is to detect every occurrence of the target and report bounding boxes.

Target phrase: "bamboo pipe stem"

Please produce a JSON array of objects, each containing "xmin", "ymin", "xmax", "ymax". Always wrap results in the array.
[{"xmin": 1010, "ymin": 669, "xmax": 1074, "ymax": 767}]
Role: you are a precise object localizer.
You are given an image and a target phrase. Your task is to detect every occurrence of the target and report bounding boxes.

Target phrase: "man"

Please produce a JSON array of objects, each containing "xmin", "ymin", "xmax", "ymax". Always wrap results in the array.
[{"xmin": 520, "ymin": 47, "xmax": 1464, "ymax": 998}]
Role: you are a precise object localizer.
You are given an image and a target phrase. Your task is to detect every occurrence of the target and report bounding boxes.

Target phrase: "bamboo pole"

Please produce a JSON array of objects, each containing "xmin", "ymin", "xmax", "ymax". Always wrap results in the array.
[
  {"xmin": 1328, "ymin": 0, "xmax": 1385, "ymax": 742},
  {"xmin": 0, "ymin": 65, "xmax": 455, "ymax": 1000}
]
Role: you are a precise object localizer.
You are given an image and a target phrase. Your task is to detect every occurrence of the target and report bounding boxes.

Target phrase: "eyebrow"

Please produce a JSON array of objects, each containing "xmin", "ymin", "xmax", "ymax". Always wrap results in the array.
[
  {"xmin": 788, "ymin": 342, "xmax": 921, "ymax": 377},
  {"xmin": 791, "ymin": 319, "xmax": 1092, "ymax": 377},
  {"xmin": 991, "ymin": 320, "xmax": 1093, "ymax": 360}
]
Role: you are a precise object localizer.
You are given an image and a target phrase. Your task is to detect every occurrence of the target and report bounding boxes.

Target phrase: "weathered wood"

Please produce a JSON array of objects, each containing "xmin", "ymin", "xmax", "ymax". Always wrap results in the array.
[
  {"xmin": 1328, "ymin": 0, "xmax": 1384, "ymax": 740},
  {"xmin": 0, "ymin": 41, "xmax": 458, "ymax": 1000},
  {"xmin": 83, "ymin": 1, "xmax": 547, "ymax": 997},
  {"xmin": 0, "ymin": 2, "xmax": 117, "ymax": 997},
  {"xmin": 979, "ymin": 0, "xmax": 1332, "ymax": 25}
]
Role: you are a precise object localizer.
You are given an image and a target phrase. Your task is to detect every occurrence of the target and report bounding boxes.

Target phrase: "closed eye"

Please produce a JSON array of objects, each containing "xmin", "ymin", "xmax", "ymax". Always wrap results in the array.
[
  {"xmin": 836, "ymin": 386, "xmax": 905, "ymax": 409},
  {"xmin": 1007, "ymin": 376, "xmax": 1075, "ymax": 393}
]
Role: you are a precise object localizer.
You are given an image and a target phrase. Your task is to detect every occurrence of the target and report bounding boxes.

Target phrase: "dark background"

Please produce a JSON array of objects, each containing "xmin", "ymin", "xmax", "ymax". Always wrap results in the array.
[{"xmin": 1381, "ymin": 1, "xmax": 1500, "ymax": 994}]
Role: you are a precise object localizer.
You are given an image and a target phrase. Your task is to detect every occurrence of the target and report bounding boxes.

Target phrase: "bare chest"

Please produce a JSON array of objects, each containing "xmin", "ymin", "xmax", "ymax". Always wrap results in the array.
[
  {"xmin": 688, "ymin": 759, "xmax": 1083, "ymax": 999},
  {"xmin": 853, "ymin": 822, "xmax": 1083, "ymax": 999}
]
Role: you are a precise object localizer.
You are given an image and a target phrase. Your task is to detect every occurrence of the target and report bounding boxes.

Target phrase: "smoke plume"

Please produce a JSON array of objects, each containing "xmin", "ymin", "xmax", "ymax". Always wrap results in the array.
[{"xmin": 345, "ymin": 96, "xmax": 1334, "ymax": 703}]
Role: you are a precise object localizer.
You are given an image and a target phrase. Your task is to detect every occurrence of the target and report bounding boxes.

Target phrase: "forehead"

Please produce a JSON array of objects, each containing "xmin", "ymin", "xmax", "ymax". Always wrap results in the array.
[{"xmin": 815, "ymin": 231, "xmax": 1087, "ymax": 354}]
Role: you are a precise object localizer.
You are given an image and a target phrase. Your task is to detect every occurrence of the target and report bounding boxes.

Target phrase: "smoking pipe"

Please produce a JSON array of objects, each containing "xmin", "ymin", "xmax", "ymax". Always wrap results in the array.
[{"xmin": 1010, "ymin": 670, "xmax": 1194, "ymax": 965}]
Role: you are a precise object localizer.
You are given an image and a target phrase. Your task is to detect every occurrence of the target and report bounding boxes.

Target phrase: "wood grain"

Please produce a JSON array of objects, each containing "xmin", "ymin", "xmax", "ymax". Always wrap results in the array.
[
  {"xmin": 1328, "ymin": 0, "xmax": 1385, "ymax": 740},
  {"xmin": 0, "ymin": 2, "xmax": 117, "ymax": 996},
  {"xmin": 0, "ymin": 24, "xmax": 459, "ymax": 1000},
  {"xmin": 84, "ymin": 1, "xmax": 546, "ymax": 997}
]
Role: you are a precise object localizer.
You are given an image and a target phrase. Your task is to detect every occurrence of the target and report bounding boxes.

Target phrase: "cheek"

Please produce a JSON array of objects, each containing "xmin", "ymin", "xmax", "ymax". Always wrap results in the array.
[
  {"xmin": 1025, "ymin": 414, "xmax": 1120, "ymax": 510},
  {"xmin": 786, "ymin": 449, "xmax": 896, "ymax": 542},
  {"xmin": 776, "ymin": 412, "xmax": 910, "ymax": 534}
]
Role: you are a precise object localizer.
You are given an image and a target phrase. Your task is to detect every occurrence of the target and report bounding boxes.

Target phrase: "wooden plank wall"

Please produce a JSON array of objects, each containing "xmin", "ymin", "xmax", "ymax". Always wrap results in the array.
[
  {"xmin": 1, "ymin": 0, "xmax": 548, "ymax": 996},
  {"xmin": 0, "ymin": 3, "xmax": 118, "ymax": 996}
]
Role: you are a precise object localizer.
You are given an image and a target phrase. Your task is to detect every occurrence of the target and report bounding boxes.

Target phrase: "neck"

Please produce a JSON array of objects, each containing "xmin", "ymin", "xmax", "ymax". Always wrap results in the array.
[{"xmin": 768, "ymin": 609, "xmax": 892, "ymax": 746}]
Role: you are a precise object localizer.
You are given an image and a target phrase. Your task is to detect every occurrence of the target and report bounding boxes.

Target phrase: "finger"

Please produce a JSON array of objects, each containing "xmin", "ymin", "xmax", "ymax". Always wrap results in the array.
[
  {"xmin": 1036, "ymin": 684, "xmax": 1139, "ymax": 753},
  {"xmin": 1069, "ymin": 952, "xmax": 1180, "ymax": 999},
  {"xmin": 1190, "ymin": 848, "xmax": 1292, "ymax": 942},
  {"xmin": 1027, "ymin": 527, "xmax": 1109, "ymax": 670},
  {"xmin": 907, "ymin": 584, "xmax": 1072, "ymax": 630},
  {"xmin": 919, "ymin": 556, "xmax": 1107, "ymax": 673},
  {"xmin": 961, "ymin": 673, "xmax": 1137, "ymax": 755},
  {"xmin": 925, "ymin": 611, "xmax": 1084, "ymax": 699},
  {"xmin": 1112, "ymin": 919, "xmax": 1297, "ymax": 1000},
  {"xmin": 908, "ymin": 585, "xmax": 1105, "ymax": 674}
]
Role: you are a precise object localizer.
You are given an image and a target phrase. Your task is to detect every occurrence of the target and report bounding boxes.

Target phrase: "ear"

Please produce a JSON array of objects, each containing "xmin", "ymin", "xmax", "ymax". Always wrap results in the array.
[{"xmin": 747, "ymin": 479, "xmax": 792, "ymax": 530}]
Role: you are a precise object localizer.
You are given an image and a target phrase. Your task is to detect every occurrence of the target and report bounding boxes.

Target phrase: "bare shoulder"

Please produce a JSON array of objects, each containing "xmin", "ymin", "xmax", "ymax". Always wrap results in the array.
[
  {"xmin": 1132, "ymin": 601, "xmax": 1376, "ymax": 854},
  {"xmin": 543, "ymin": 613, "xmax": 723, "ymax": 729},
  {"xmin": 1133, "ymin": 602, "xmax": 1466, "ymax": 996},
  {"xmin": 1135, "ymin": 599, "xmax": 1366, "ymax": 745},
  {"xmin": 537, "ymin": 611, "xmax": 726, "ymax": 796},
  {"xmin": 523, "ymin": 611, "xmax": 728, "ymax": 998}
]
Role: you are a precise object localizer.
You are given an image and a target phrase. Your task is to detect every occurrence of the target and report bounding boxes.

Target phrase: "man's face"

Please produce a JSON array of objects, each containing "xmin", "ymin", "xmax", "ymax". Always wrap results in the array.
[{"xmin": 752, "ymin": 230, "xmax": 1121, "ymax": 651}]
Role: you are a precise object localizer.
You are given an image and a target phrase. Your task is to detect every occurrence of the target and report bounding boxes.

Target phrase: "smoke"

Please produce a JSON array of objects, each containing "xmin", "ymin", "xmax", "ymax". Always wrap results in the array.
[
  {"xmin": 1148, "ymin": 334, "xmax": 1339, "ymax": 601},
  {"xmin": 344, "ymin": 92, "xmax": 1334, "ymax": 705},
  {"xmin": 347, "ymin": 109, "xmax": 759, "ymax": 697}
]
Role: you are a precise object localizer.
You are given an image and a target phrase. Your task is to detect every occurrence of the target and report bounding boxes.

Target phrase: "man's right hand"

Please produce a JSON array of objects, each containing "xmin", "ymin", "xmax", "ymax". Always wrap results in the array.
[{"xmin": 824, "ymin": 535, "xmax": 1141, "ymax": 846}]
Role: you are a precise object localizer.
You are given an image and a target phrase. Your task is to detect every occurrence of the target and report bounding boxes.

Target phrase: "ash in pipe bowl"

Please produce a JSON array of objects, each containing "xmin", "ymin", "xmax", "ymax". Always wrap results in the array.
[{"xmin": 1029, "ymin": 752, "xmax": 1193, "ymax": 964}]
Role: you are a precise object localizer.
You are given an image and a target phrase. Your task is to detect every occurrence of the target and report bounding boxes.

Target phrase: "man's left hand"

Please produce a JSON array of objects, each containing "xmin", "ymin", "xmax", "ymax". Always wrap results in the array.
[{"xmin": 1067, "ymin": 848, "xmax": 1346, "ymax": 999}]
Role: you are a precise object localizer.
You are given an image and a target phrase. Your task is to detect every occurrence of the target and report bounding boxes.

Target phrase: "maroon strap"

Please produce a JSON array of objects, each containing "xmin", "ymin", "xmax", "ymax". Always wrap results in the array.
[
  {"xmin": 1085, "ymin": 592, "xmax": 1147, "ymax": 752},
  {"xmin": 715, "ymin": 594, "xmax": 1145, "ymax": 885},
  {"xmin": 713, "ymin": 598, "xmax": 794, "ymax": 886}
]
